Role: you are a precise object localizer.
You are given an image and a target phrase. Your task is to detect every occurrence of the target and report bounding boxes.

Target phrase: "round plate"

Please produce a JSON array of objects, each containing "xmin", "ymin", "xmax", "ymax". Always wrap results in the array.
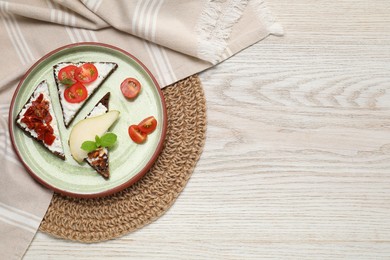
[{"xmin": 9, "ymin": 42, "xmax": 167, "ymax": 198}]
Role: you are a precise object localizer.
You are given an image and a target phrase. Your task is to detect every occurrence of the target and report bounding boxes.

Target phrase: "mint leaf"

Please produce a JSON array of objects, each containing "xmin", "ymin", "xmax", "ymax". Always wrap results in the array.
[
  {"xmin": 95, "ymin": 135, "xmax": 101, "ymax": 147},
  {"xmin": 100, "ymin": 133, "xmax": 117, "ymax": 148},
  {"xmin": 81, "ymin": 133, "xmax": 117, "ymax": 153},
  {"xmin": 81, "ymin": 141, "xmax": 97, "ymax": 152}
]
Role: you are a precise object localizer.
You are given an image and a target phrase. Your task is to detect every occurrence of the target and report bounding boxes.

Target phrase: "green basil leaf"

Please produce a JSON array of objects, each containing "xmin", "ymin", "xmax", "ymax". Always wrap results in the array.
[
  {"xmin": 60, "ymin": 78, "xmax": 74, "ymax": 86},
  {"xmin": 95, "ymin": 135, "xmax": 101, "ymax": 147},
  {"xmin": 81, "ymin": 141, "xmax": 97, "ymax": 152},
  {"xmin": 100, "ymin": 132, "xmax": 117, "ymax": 148}
]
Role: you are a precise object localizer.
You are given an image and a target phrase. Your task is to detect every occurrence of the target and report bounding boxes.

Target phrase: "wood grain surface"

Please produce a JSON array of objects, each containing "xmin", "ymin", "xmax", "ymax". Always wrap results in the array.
[{"xmin": 24, "ymin": 1, "xmax": 390, "ymax": 259}]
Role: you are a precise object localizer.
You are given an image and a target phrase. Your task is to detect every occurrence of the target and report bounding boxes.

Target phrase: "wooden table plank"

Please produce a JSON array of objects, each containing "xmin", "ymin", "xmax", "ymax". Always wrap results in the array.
[{"xmin": 24, "ymin": 1, "xmax": 390, "ymax": 259}]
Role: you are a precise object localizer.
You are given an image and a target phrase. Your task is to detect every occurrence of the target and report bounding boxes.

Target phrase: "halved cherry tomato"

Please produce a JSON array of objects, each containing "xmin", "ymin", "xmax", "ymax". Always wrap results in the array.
[
  {"xmin": 58, "ymin": 65, "xmax": 78, "ymax": 86},
  {"xmin": 64, "ymin": 82, "xmax": 88, "ymax": 103},
  {"xmin": 138, "ymin": 116, "xmax": 157, "ymax": 134},
  {"xmin": 128, "ymin": 125, "xmax": 147, "ymax": 144},
  {"xmin": 75, "ymin": 63, "xmax": 98, "ymax": 83},
  {"xmin": 120, "ymin": 77, "xmax": 141, "ymax": 99}
]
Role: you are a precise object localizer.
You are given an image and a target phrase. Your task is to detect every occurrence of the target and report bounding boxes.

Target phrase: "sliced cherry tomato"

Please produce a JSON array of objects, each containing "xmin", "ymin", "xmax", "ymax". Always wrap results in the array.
[
  {"xmin": 35, "ymin": 93, "xmax": 44, "ymax": 103},
  {"xmin": 44, "ymin": 112, "xmax": 52, "ymax": 124},
  {"xmin": 138, "ymin": 116, "xmax": 157, "ymax": 134},
  {"xmin": 128, "ymin": 125, "xmax": 147, "ymax": 144},
  {"xmin": 44, "ymin": 133, "xmax": 56, "ymax": 145},
  {"xmin": 36, "ymin": 123, "xmax": 51, "ymax": 136},
  {"xmin": 58, "ymin": 65, "xmax": 78, "ymax": 86},
  {"xmin": 75, "ymin": 63, "xmax": 98, "ymax": 83},
  {"xmin": 64, "ymin": 82, "xmax": 88, "ymax": 103},
  {"xmin": 120, "ymin": 77, "xmax": 141, "ymax": 99}
]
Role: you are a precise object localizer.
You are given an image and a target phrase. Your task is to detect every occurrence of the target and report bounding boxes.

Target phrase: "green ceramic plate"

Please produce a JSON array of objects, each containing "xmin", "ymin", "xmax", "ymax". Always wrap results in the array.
[{"xmin": 9, "ymin": 43, "xmax": 167, "ymax": 198}]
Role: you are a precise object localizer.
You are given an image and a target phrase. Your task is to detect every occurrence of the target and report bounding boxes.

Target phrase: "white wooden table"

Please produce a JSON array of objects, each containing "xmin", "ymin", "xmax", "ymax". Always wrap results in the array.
[{"xmin": 24, "ymin": 1, "xmax": 390, "ymax": 259}]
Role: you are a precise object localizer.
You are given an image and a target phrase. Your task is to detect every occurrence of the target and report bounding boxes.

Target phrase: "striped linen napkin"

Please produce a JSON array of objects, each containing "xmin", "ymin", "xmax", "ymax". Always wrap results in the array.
[{"xmin": 0, "ymin": 0, "xmax": 282, "ymax": 258}]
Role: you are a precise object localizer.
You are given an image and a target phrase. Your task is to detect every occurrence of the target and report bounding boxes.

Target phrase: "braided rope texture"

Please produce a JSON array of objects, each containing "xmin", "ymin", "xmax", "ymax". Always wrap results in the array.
[{"xmin": 39, "ymin": 75, "xmax": 207, "ymax": 242}]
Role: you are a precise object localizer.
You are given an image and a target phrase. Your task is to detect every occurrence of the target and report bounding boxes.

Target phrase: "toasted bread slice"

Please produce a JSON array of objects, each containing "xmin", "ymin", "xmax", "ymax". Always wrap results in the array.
[
  {"xmin": 15, "ymin": 80, "xmax": 65, "ymax": 160},
  {"xmin": 84, "ymin": 92, "xmax": 111, "ymax": 179},
  {"xmin": 53, "ymin": 62, "xmax": 117, "ymax": 128},
  {"xmin": 86, "ymin": 147, "xmax": 109, "ymax": 179}
]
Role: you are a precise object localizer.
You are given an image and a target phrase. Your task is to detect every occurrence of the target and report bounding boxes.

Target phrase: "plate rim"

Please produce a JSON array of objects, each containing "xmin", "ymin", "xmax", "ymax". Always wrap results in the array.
[{"xmin": 8, "ymin": 42, "xmax": 167, "ymax": 198}]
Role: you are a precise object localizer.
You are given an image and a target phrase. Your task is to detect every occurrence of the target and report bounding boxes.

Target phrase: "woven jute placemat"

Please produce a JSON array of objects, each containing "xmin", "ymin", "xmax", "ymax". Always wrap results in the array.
[{"xmin": 39, "ymin": 75, "xmax": 207, "ymax": 242}]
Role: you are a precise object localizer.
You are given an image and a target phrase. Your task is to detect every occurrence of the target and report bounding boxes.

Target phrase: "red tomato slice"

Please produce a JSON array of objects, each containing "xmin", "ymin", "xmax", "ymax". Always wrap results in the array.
[
  {"xmin": 138, "ymin": 116, "xmax": 157, "ymax": 134},
  {"xmin": 75, "ymin": 63, "xmax": 98, "ymax": 83},
  {"xmin": 120, "ymin": 77, "xmax": 141, "ymax": 99},
  {"xmin": 128, "ymin": 125, "xmax": 147, "ymax": 144},
  {"xmin": 64, "ymin": 82, "xmax": 88, "ymax": 103},
  {"xmin": 58, "ymin": 65, "xmax": 78, "ymax": 86},
  {"xmin": 44, "ymin": 133, "xmax": 56, "ymax": 146}
]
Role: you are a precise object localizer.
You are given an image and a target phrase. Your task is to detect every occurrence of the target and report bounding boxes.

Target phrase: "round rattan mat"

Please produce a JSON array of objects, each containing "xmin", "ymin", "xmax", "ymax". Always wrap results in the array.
[{"xmin": 39, "ymin": 75, "xmax": 207, "ymax": 242}]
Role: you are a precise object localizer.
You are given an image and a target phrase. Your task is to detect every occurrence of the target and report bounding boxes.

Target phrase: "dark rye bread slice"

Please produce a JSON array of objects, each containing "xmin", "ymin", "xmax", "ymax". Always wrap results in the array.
[
  {"xmin": 15, "ymin": 80, "xmax": 65, "ymax": 160},
  {"xmin": 86, "ymin": 147, "xmax": 109, "ymax": 179},
  {"xmin": 84, "ymin": 92, "xmax": 111, "ymax": 179},
  {"xmin": 53, "ymin": 62, "xmax": 118, "ymax": 128},
  {"xmin": 85, "ymin": 92, "xmax": 110, "ymax": 118}
]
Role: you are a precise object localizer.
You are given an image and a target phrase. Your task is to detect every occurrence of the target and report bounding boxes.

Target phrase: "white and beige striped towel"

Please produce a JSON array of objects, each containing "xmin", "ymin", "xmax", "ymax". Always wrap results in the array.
[{"xmin": 0, "ymin": 0, "xmax": 282, "ymax": 258}]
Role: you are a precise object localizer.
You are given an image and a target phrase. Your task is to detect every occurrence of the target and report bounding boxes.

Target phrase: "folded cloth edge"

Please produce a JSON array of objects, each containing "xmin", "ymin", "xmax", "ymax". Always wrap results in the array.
[
  {"xmin": 251, "ymin": 0, "xmax": 284, "ymax": 36},
  {"xmin": 195, "ymin": 0, "xmax": 283, "ymax": 65}
]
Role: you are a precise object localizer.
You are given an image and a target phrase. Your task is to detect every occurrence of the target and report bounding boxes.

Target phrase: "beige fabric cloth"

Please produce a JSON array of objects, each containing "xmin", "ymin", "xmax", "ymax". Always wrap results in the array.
[{"xmin": 0, "ymin": 0, "xmax": 282, "ymax": 259}]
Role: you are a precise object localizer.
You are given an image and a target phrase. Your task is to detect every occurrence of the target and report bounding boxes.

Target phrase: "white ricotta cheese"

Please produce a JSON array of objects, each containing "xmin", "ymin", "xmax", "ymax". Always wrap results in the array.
[
  {"xmin": 86, "ymin": 103, "xmax": 108, "ymax": 119},
  {"xmin": 54, "ymin": 62, "xmax": 117, "ymax": 125}
]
